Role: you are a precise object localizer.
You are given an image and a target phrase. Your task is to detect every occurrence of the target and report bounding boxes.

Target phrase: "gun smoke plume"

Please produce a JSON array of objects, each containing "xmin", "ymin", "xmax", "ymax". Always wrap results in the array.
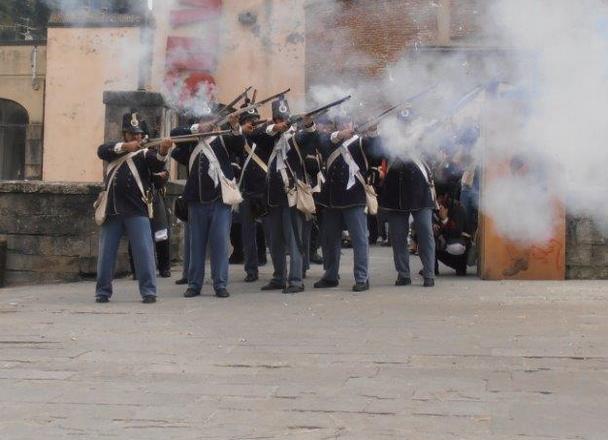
[{"xmin": 309, "ymin": 0, "xmax": 608, "ymax": 244}]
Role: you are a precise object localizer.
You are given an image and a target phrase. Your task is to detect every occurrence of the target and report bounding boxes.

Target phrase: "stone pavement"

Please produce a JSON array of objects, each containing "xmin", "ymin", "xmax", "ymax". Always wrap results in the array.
[{"xmin": 1, "ymin": 246, "xmax": 607, "ymax": 439}]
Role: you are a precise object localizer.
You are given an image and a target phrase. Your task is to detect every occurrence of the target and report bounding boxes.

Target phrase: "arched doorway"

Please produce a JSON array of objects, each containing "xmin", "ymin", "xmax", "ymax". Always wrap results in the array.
[{"xmin": 0, "ymin": 99, "xmax": 28, "ymax": 180}]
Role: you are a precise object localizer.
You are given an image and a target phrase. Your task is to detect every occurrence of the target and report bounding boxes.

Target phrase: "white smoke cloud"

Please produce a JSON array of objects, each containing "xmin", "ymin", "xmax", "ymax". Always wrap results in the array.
[{"xmin": 308, "ymin": 0, "xmax": 608, "ymax": 244}]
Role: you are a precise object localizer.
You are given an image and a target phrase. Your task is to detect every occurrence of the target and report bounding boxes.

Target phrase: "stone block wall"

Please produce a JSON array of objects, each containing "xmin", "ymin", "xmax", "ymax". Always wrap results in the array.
[
  {"xmin": 0, "ymin": 181, "xmax": 184, "ymax": 287},
  {"xmin": 566, "ymin": 215, "xmax": 608, "ymax": 279}
]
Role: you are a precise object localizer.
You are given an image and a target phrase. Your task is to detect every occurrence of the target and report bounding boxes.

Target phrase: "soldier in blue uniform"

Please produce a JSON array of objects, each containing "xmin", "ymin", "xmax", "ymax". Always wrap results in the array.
[
  {"xmin": 235, "ymin": 104, "xmax": 272, "ymax": 283},
  {"xmin": 95, "ymin": 113, "xmax": 173, "ymax": 303},
  {"xmin": 170, "ymin": 107, "xmax": 242, "ymax": 299},
  {"xmin": 256, "ymin": 97, "xmax": 317, "ymax": 294},
  {"xmin": 313, "ymin": 116, "xmax": 382, "ymax": 292},
  {"xmin": 378, "ymin": 114, "xmax": 437, "ymax": 287}
]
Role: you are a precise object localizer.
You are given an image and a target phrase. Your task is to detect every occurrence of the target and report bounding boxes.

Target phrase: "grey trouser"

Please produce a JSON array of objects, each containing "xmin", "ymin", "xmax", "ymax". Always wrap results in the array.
[
  {"xmin": 387, "ymin": 208, "xmax": 435, "ymax": 279},
  {"xmin": 181, "ymin": 222, "xmax": 190, "ymax": 279},
  {"xmin": 322, "ymin": 206, "xmax": 369, "ymax": 284},
  {"xmin": 302, "ymin": 218, "xmax": 312, "ymax": 272},
  {"xmin": 268, "ymin": 206, "xmax": 304, "ymax": 287},
  {"xmin": 240, "ymin": 196, "xmax": 271, "ymax": 276}
]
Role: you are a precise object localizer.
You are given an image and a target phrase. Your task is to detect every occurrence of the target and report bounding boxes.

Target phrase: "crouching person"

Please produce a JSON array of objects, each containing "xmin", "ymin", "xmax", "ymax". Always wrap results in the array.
[
  {"xmin": 434, "ymin": 185, "xmax": 470, "ymax": 276},
  {"xmin": 95, "ymin": 113, "xmax": 172, "ymax": 304},
  {"xmin": 171, "ymin": 109, "xmax": 242, "ymax": 299}
]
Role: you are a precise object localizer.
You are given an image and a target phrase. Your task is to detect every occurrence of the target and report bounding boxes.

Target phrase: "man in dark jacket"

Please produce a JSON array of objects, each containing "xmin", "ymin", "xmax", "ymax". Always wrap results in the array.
[
  {"xmin": 257, "ymin": 97, "xmax": 317, "ymax": 294},
  {"xmin": 313, "ymin": 116, "xmax": 381, "ymax": 292},
  {"xmin": 171, "ymin": 108, "xmax": 242, "ymax": 299},
  {"xmin": 235, "ymin": 105, "xmax": 272, "ymax": 283},
  {"xmin": 95, "ymin": 113, "xmax": 172, "ymax": 303},
  {"xmin": 379, "ymin": 149, "xmax": 437, "ymax": 287}
]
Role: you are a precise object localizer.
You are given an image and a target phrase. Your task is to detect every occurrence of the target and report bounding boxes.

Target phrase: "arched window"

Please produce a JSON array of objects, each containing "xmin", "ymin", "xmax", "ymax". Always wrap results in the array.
[{"xmin": 0, "ymin": 99, "xmax": 28, "ymax": 180}]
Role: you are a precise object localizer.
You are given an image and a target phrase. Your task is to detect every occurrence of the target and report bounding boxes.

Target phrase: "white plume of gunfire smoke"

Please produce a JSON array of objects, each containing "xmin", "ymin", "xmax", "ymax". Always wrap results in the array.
[{"xmin": 310, "ymin": 0, "xmax": 608, "ymax": 244}]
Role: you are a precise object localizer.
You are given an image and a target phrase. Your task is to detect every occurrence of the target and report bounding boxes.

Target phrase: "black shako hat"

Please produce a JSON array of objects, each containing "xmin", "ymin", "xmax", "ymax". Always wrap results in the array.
[
  {"xmin": 239, "ymin": 98, "xmax": 260, "ymax": 124},
  {"xmin": 122, "ymin": 111, "xmax": 147, "ymax": 135},
  {"xmin": 271, "ymin": 96, "xmax": 290, "ymax": 120}
]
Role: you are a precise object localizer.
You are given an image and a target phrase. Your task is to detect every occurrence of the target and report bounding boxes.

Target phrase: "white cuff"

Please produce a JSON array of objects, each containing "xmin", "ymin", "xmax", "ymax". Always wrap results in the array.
[
  {"xmin": 114, "ymin": 143, "xmax": 124, "ymax": 153},
  {"xmin": 330, "ymin": 131, "xmax": 341, "ymax": 144},
  {"xmin": 190, "ymin": 123, "xmax": 200, "ymax": 134},
  {"xmin": 266, "ymin": 124, "xmax": 276, "ymax": 136}
]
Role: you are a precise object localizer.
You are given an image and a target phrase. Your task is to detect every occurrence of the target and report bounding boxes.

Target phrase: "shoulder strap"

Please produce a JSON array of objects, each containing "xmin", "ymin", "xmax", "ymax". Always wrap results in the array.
[
  {"xmin": 290, "ymin": 134, "xmax": 308, "ymax": 185},
  {"xmin": 126, "ymin": 155, "xmax": 147, "ymax": 201},
  {"xmin": 326, "ymin": 135, "xmax": 360, "ymax": 171},
  {"xmin": 244, "ymin": 142, "xmax": 268, "ymax": 173},
  {"xmin": 358, "ymin": 138, "xmax": 369, "ymax": 171},
  {"xmin": 188, "ymin": 136, "xmax": 217, "ymax": 172},
  {"xmin": 218, "ymin": 135, "xmax": 230, "ymax": 157},
  {"xmin": 105, "ymin": 151, "xmax": 139, "ymax": 188}
]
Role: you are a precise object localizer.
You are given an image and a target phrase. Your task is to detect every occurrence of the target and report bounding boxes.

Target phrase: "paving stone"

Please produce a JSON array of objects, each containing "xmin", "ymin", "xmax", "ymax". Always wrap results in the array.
[{"xmin": 0, "ymin": 248, "xmax": 607, "ymax": 439}]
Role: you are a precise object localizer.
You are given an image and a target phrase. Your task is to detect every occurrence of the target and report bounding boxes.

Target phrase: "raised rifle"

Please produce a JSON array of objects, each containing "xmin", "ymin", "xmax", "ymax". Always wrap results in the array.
[
  {"xmin": 252, "ymin": 118, "xmax": 269, "ymax": 127},
  {"xmin": 353, "ymin": 84, "xmax": 438, "ymax": 133},
  {"xmin": 213, "ymin": 88, "xmax": 291, "ymax": 127},
  {"xmin": 354, "ymin": 104, "xmax": 402, "ymax": 134},
  {"xmin": 288, "ymin": 95, "xmax": 352, "ymax": 126},
  {"xmin": 143, "ymin": 130, "xmax": 232, "ymax": 148},
  {"xmin": 214, "ymin": 86, "xmax": 253, "ymax": 119}
]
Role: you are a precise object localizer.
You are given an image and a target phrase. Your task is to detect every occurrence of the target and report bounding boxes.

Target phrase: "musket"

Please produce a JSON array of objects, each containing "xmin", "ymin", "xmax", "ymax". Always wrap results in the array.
[
  {"xmin": 213, "ymin": 88, "xmax": 291, "ymax": 127},
  {"xmin": 354, "ymin": 103, "xmax": 402, "ymax": 134},
  {"xmin": 352, "ymin": 85, "xmax": 438, "ymax": 133},
  {"xmin": 288, "ymin": 95, "xmax": 352, "ymax": 125},
  {"xmin": 252, "ymin": 118, "xmax": 269, "ymax": 127},
  {"xmin": 424, "ymin": 84, "xmax": 486, "ymax": 132},
  {"xmin": 215, "ymin": 86, "xmax": 253, "ymax": 119},
  {"xmin": 143, "ymin": 130, "xmax": 232, "ymax": 148}
]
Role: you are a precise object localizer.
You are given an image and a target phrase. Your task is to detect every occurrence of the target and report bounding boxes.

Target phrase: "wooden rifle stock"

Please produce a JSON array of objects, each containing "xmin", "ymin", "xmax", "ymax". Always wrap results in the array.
[{"xmin": 143, "ymin": 130, "xmax": 232, "ymax": 148}]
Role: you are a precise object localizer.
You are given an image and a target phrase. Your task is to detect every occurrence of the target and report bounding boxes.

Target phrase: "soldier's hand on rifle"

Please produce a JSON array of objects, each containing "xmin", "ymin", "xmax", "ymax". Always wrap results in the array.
[
  {"xmin": 158, "ymin": 138, "xmax": 173, "ymax": 156},
  {"xmin": 337, "ymin": 128, "xmax": 354, "ymax": 141},
  {"xmin": 366, "ymin": 124, "xmax": 379, "ymax": 136},
  {"xmin": 122, "ymin": 141, "xmax": 141, "ymax": 153},
  {"xmin": 273, "ymin": 122, "xmax": 290, "ymax": 133}
]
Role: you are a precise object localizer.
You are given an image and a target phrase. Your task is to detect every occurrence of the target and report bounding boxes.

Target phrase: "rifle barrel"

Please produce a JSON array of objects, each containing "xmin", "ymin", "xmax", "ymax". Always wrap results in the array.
[
  {"xmin": 214, "ymin": 88, "xmax": 291, "ymax": 126},
  {"xmin": 144, "ymin": 130, "xmax": 232, "ymax": 147}
]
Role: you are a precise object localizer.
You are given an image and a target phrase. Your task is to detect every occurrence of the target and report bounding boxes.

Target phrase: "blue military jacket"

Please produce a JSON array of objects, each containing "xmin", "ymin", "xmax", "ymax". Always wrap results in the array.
[
  {"xmin": 317, "ymin": 134, "xmax": 381, "ymax": 209},
  {"xmin": 237, "ymin": 126, "xmax": 276, "ymax": 198},
  {"xmin": 379, "ymin": 159, "xmax": 435, "ymax": 212},
  {"xmin": 171, "ymin": 126, "xmax": 243, "ymax": 204},
  {"xmin": 267, "ymin": 126, "xmax": 317, "ymax": 207},
  {"xmin": 97, "ymin": 143, "xmax": 167, "ymax": 218}
]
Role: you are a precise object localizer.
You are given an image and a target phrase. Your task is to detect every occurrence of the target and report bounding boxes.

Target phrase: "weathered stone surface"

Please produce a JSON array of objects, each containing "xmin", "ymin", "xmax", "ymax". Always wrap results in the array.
[
  {"xmin": 0, "ymin": 181, "xmax": 102, "ymax": 195},
  {"xmin": 565, "ymin": 243, "xmax": 592, "ymax": 266},
  {"xmin": 566, "ymin": 214, "xmax": 608, "ymax": 279},
  {"xmin": 4, "ymin": 270, "xmax": 81, "ymax": 285},
  {"xmin": 6, "ymin": 253, "xmax": 80, "ymax": 273},
  {"xmin": 0, "ymin": 251, "xmax": 607, "ymax": 439},
  {"xmin": 566, "ymin": 266, "xmax": 597, "ymax": 280},
  {"xmin": 5, "ymin": 235, "xmax": 91, "ymax": 257},
  {"xmin": 0, "ymin": 181, "xmax": 184, "ymax": 286}
]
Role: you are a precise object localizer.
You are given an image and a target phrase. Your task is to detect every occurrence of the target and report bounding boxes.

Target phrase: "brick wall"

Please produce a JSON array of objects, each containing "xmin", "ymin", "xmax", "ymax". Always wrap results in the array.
[{"xmin": 305, "ymin": 0, "xmax": 491, "ymax": 88}]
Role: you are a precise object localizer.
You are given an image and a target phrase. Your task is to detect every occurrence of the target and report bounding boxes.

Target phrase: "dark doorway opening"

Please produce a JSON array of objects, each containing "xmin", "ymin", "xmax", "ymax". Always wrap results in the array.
[{"xmin": 0, "ymin": 98, "xmax": 29, "ymax": 180}]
